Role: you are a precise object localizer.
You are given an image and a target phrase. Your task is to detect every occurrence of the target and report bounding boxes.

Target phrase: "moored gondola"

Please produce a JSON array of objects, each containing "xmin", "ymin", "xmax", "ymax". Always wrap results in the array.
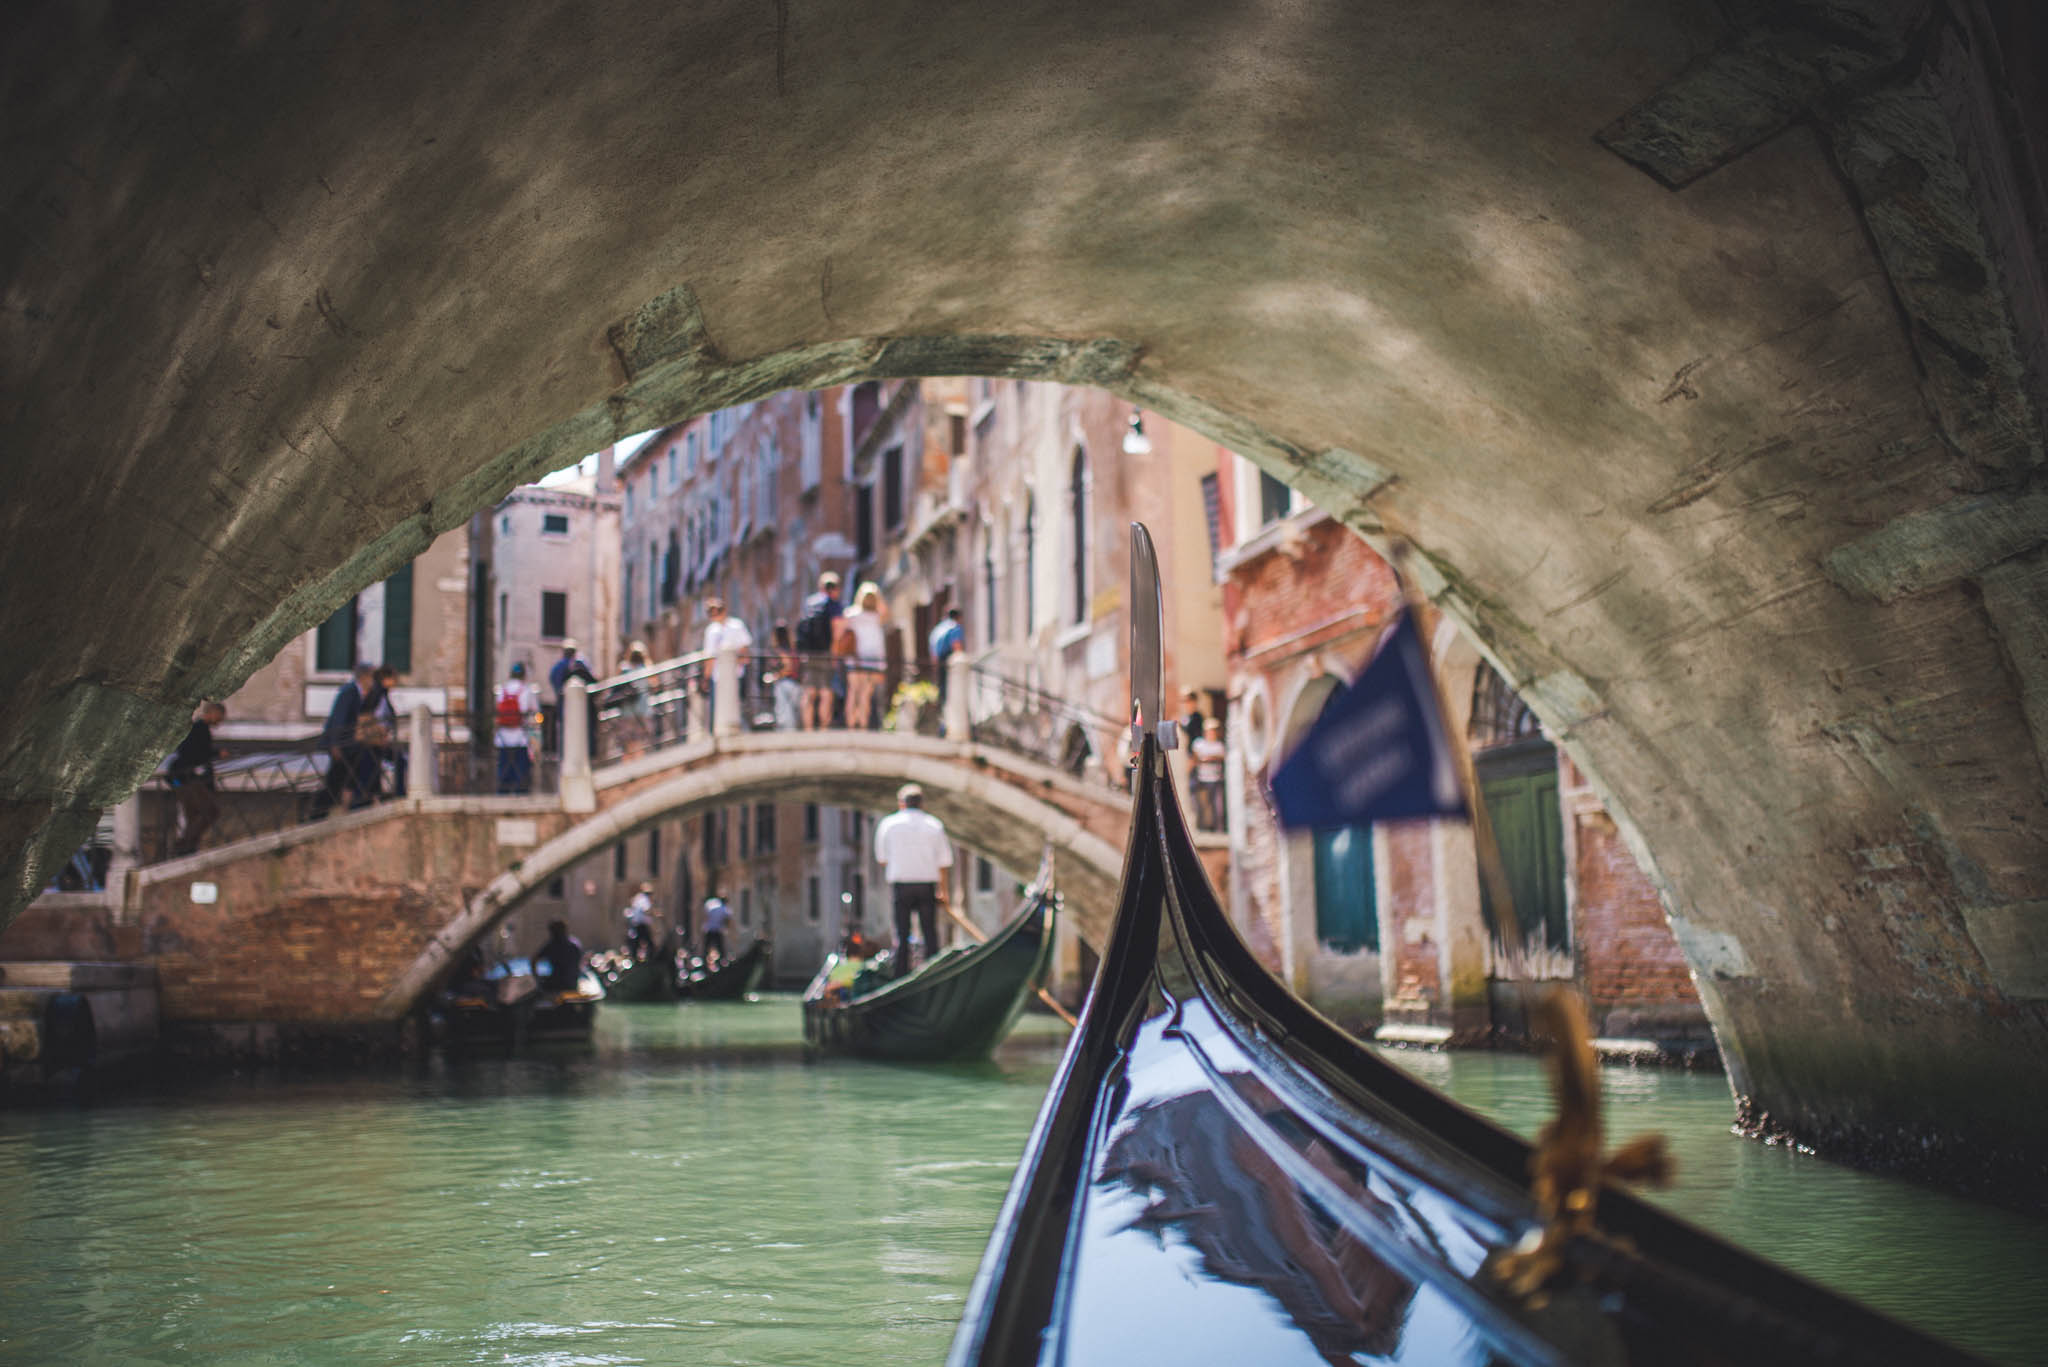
[
  {"xmin": 679, "ymin": 936, "xmax": 771, "ymax": 1000},
  {"xmin": 802, "ymin": 886, "xmax": 1056, "ymax": 1062},
  {"xmin": 946, "ymin": 525, "xmax": 1988, "ymax": 1367},
  {"xmin": 438, "ymin": 959, "xmax": 604, "ymax": 1048},
  {"xmin": 591, "ymin": 947, "xmax": 682, "ymax": 1002}
]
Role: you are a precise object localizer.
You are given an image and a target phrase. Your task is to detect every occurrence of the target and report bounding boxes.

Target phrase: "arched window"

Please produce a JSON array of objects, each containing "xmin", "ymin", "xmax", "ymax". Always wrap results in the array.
[
  {"xmin": 1069, "ymin": 445, "xmax": 1088, "ymax": 625},
  {"xmin": 1468, "ymin": 661, "xmax": 1542, "ymax": 749}
]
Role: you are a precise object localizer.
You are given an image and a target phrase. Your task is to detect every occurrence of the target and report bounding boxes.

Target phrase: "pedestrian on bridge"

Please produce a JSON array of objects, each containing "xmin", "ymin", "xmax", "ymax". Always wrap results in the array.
[
  {"xmin": 495, "ymin": 663, "xmax": 539, "ymax": 794},
  {"xmin": 873, "ymin": 783, "xmax": 953, "ymax": 979},
  {"xmin": 840, "ymin": 581, "xmax": 890, "ymax": 731},
  {"xmin": 795, "ymin": 571, "xmax": 844, "ymax": 730},
  {"xmin": 701, "ymin": 597, "xmax": 753, "ymax": 731},
  {"xmin": 314, "ymin": 662, "xmax": 380, "ymax": 818},
  {"xmin": 167, "ymin": 701, "xmax": 227, "ymax": 855},
  {"xmin": 548, "ymin": 639, "xmax": 596, "ymax": 757},
  {"xmin": 928, "ymin": 606, "xmax": 964, "ymax": 724}
]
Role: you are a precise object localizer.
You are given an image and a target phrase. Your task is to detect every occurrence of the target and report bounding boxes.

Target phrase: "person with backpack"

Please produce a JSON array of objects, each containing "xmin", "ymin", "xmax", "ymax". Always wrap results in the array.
[
  {"xmin": 927, "ymin": 606, "xmax": 964, "ymax": 720},
  {"xmin": 795, "ymin": 570, "xmax": 844, "ymax": 729},
  {"xmin": 495, "ymin": 662, "xmax": 540, "ymax": 793}
]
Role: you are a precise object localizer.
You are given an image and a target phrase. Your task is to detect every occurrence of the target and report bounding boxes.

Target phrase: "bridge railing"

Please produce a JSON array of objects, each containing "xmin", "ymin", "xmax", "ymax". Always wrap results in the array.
[
  {"xmin": 584, "ymin": 649, "xmax": 1129, "ymax": 793},
  {"xmin": 588, "ymin": 649, "xmax": 714, "ymax": 762},
  {"xmin": 962, "ymin": 662, "xmax": 1131, "ymax": 793},
  {"xmin": 132, "ymin": 711, "xmax": 558, "ymax": 866}
]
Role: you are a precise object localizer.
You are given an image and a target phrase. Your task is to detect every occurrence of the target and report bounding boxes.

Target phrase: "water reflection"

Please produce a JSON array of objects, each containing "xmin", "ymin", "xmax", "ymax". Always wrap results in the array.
[
  {"xmin": 1100, "ymin": 1082, "xmax": 1417, "ymax": 1361},
  {"xmin": 0, "ymin": 1003, "xmax": 2040, "ymax": 1365}
]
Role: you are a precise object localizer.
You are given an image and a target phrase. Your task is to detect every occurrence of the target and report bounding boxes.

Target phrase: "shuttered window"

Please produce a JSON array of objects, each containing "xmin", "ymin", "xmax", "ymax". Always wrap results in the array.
[
  {"xmin": 315, "ymin": 598, "xmax": 357, "ymax": 672},
  {"xmin": 1259, "ymin": 470, "xmax": 1292, "ymax": 526},
  {"xmin": 381, "ymin": 563, "xmax": 413, "ymax": 673},
  {"xmin": 1200, "ymin": 472, "xmax": 1222, "ymax": 575}
]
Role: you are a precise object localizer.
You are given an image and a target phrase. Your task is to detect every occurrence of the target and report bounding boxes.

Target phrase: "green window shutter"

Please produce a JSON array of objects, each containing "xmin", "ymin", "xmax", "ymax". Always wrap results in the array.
[
  {"xmin": 1481, "ymin": 768, "xmax": 1568, "ymax": 953},
  {"xmin": 1312, "ymin": 824, "xmax": 1378, "ymax": 953},
  {"xmin": 381, "ymin": 562, "xmax": 414, "ymax": 673},
  {"xmin": 315, "ymin": 597, "xmax": 358, "ymax": 672}
]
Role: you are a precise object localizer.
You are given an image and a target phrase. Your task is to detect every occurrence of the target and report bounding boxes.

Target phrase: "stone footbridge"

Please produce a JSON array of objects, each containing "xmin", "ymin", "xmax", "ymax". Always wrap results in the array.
[{"xmin": 102, "ymin": 708, "xmax": 1161, "ymax": 1040}]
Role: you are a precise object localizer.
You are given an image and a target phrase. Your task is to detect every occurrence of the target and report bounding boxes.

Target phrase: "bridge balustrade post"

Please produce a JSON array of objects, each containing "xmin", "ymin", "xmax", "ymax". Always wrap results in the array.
[
  {"xmin": 108, "ymin": 793, "xmax": 140, "ymax": 922},
  {"xmin": 409, "ymin": 704, "xmax": 437, "ymax": 797},
  {"xmin": 714, "ymin": 647, "xmax": 741, "ymax": 737},
  {"xmin": 560, "ymin": 680, "xmax": 596, "ymax": 812},
  {"xmin": 945, "ymin": 651, "xmax": 970, "ymax": 743}
]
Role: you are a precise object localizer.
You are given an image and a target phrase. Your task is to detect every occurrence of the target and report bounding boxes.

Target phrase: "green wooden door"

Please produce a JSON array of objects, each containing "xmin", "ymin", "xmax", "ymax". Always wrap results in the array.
[
  {"xmin": 1312, "ymin": 825, "xmax": 1377, "ymax": 953},
  {"xmin": 1479, "ymin": 765, "xmax": 1566, "ymax": 951}
]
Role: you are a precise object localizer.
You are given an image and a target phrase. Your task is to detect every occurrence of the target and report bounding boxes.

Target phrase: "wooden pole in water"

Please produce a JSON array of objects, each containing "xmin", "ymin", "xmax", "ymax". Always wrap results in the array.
[{"xmin": 938, "ymin": 897, "xmax": 1079, "ymax": 1028}]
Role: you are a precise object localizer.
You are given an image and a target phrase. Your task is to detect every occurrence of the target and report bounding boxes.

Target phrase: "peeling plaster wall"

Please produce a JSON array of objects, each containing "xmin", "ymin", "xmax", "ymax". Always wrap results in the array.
[{"xmin": 2, "ymin": 0, "xmax": 2044, "ymax": 1197}]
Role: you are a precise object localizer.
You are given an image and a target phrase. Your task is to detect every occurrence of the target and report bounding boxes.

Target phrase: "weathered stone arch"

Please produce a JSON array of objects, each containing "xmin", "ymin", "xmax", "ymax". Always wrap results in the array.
[
  {"xmin": 2, "ymin": 0, "xmax": 2043, "ymax": 1194},
  {"xmin": 376, "ymin": 745, "xmax": 1126, "ymax": 1017}
]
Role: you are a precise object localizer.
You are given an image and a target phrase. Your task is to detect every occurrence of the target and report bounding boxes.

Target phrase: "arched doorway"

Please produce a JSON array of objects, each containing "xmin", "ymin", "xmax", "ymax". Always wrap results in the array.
[
  {"xmin": 1469, "ymin": 661, "xmax": 1567, "ymax": 969},
  {"xmin": 1274, "ymin": 672, "xmax": 1386, "ymax": 1025}
]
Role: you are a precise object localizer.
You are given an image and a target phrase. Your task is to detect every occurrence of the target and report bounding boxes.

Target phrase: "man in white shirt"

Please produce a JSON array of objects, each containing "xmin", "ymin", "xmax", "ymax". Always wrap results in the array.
[
  {"xmin": 701, "ymin": 596, "xmax": 754, "ymax": 730},
  {"xmin": 872, "ymin": 783, "xmax": 953, "ymax": 978}
]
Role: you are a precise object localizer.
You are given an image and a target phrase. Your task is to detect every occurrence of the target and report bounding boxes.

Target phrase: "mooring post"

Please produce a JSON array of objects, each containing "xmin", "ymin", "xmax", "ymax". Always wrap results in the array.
[
  {"xmin": 108, "ymin": 793, "xmax": 141, "ymax": 922},
  {"xmin": 561, "ymin": 680, "xmax": 595, "ymax": 812},
  {"xmin": 945, "ymin": 651, "xmax": 970, "ymax": 742},
  {"xmin": 715, "ymin": 646, "xmax": 742, "ymax": 737},
  {"xmin": 409, "ymin": 703, "xmax": 437, "ymax": 797}
]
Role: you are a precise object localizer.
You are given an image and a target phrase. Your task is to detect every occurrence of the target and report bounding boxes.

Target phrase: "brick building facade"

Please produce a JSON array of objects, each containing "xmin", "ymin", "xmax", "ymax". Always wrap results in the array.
[{"xmin": 1213, "ymin": 451, "xmax": 1710, "ymax": 1054}]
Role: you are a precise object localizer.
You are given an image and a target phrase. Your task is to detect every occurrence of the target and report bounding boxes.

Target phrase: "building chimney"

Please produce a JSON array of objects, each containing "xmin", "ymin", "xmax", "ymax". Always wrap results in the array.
[{"xmin": 595, "ymin": 444, "xmax": 617, "ymax": 493}]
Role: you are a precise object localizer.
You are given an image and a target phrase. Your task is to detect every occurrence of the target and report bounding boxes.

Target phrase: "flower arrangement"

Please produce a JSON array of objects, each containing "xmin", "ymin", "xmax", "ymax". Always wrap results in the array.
[{"xmin": 884, "ymin": 679, "xmax": 942, "ymax": 734}]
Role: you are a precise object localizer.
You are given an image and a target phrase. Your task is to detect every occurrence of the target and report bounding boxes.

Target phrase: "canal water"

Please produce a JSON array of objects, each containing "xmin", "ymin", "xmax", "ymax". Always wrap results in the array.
[{"xmin": 1, "ymin": 998, "xmax": 2042, "ymax": 1365}]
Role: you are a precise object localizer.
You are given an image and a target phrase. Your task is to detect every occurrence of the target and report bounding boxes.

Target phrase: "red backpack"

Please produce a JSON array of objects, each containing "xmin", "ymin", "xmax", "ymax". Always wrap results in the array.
[{"xmin": 495, "ymin": 686, "xmax": 525, "ymax": 730}]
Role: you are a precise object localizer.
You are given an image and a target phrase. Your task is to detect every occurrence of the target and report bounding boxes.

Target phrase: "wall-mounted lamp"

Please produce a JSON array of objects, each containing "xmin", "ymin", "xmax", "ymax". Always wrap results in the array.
[{"xmin": 1122, "ymin": 411, "xmax": 1153, "ymax": 456}]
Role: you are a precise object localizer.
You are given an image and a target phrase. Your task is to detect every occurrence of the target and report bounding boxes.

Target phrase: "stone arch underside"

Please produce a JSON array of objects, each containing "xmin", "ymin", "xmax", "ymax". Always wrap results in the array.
[
  {"xmin": 3, "ymin": 1, "xmax": 2043, "ymax": 1195},
  {"xmin": 376, "ymin": 747, "xmax": 1129, "ymax": 1019}
]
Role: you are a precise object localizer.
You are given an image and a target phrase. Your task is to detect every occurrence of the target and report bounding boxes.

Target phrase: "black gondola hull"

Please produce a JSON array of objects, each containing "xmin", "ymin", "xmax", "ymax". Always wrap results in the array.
[
  {"xmin": 679, "ymin": 937, "xmax": 770, "ymax": 1000},
  {"xmin": 439, "ymin": 984, "xmax": 602, "ymax": 1048},
  {"xmin": 803, "ymin": 895, "xmax": 1055, "ymax": 1062},
  {"xmin": 597, "ymin": 954, "xmax": 680, "ymax": 1002},
  {"xmin": 946, "ymin": 736, "xmax": 1990, "ymax": 1367}
]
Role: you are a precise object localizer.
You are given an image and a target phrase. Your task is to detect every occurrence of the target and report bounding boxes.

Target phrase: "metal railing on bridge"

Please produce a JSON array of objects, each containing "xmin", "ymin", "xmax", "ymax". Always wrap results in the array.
[
  {"xmin": 134, "ymin": 714, "xmax": 558, "ymax": 865},
  {"xmin": 120, "ymin": 650, "xmax": 1130, "ymax": 869},
  {"xmin": 584, "ymin": 649, "xmax": 1130, "ymax": 793}
]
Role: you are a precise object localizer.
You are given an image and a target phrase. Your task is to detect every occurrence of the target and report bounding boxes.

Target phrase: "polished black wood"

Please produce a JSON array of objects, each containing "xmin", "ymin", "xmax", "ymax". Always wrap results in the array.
[
  {"xmin": 946, "ymin": 738, "xmax": 1990, "ymax": 1367},
  {"xmin": 801, "ymin": 893, "xmax": 1055, "ymax": 1062},
  {"xmin": 679, "ymin": 937, "xmax": 770, "ymax": 1000},
  {"xmin": 595, "ymin": 952, "xmax": 680, "ymax": 1002},
  {"xmin": 440, "ymin": 972, "xmax": 604, "ymax": 1048}
]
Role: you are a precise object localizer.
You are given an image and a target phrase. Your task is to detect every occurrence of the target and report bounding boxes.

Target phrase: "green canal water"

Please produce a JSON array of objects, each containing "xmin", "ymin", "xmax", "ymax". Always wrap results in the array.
[{"xmin": 1, "ymin": 998, "xmax": 2042, "ymax": 1365}]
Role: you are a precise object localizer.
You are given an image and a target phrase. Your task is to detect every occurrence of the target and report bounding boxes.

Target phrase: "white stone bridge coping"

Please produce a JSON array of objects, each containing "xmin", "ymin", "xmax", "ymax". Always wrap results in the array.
[{"xmin": 374, "ymin": 728, "xmax": 1136, "ymax": 1017}]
